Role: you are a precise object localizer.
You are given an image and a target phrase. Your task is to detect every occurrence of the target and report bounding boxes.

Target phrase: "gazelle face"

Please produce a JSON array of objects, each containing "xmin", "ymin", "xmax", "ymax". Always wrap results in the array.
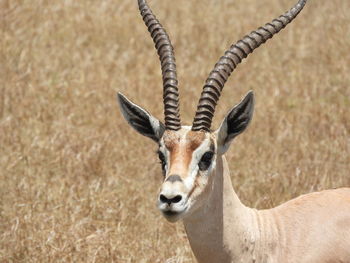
[
  {"xmin": 117, "ymin": 91, "xmax": 254, "ymax": 222},
  {"xmin": 157, "ymin": 128, "xmax": 216, "ymax": 222}
]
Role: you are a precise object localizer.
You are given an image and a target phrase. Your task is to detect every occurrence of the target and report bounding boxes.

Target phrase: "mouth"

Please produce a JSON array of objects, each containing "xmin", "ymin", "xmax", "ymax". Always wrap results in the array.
[
  {"xmin": 161, "ymin": 208, "xmax": 186, "ymax": 222},
  {"xmin": 163, "ymin": 210, "xmax": 179, "ymax": 217}
]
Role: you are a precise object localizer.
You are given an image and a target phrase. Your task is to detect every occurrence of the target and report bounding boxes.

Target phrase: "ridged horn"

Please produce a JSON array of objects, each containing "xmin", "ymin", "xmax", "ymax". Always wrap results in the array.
[
  {"xmin": 192, "ymin": 0, "xmax": 307, "ymax": 132},
  {"xmin": 138, "ymin": 0, "xmax": 181, "ymax": 131}
]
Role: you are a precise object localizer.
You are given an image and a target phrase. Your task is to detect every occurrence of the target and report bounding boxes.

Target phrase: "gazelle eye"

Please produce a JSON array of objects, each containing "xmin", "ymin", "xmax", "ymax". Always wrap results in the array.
[
  {"xmin": 199, "ymin": 151, "xmax": 214, "ymax": 171},
  {"xmin": 158, "ymin": 151, "xmax": 166, "ymax": 171}
]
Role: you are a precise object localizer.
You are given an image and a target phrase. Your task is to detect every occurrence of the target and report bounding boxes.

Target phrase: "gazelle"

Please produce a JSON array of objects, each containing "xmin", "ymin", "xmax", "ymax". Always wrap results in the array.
[{"xmin": 117, "ymin": 0, "xmax": 350, "ymax": 262}]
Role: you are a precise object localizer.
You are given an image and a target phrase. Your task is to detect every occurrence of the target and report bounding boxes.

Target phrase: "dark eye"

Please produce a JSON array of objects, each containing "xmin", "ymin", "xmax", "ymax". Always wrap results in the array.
[
  {"xmin": 199, "ymin": 151, "xmax": 214, "ymax": 171},
  {"xmin": 158, "ymin": 151, "xmax": 166, "ymax": 171}
]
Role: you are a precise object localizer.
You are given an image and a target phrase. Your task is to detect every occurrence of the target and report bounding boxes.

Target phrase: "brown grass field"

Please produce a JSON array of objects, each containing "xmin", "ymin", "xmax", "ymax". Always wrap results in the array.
[{"xmin": 1, "ymin": 0, "xmax": 349, "ymax": 262}]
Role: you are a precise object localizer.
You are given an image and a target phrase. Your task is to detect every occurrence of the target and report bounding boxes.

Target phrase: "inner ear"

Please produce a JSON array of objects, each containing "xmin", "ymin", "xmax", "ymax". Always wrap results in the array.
[
  {"xmin": 117, "ymin": 92, "xmax": 165, "ymax": 142},
  {"xmin": 216, "ymin": 91, "xmax": 254, "ymax": 154}
]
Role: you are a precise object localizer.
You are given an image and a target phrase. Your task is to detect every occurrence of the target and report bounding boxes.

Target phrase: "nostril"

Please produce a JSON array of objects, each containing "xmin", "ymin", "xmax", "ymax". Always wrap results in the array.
[
  {"xmin": 159, "ymin": 194, "xmax": 183, "ymax": 205},
  {"xmin": 171, "ymin": 195, "xmax": 182, "ymax": 203},
  {"xmin": 160, "ymin": 194, "xmax": 169, "ymax": 204}
]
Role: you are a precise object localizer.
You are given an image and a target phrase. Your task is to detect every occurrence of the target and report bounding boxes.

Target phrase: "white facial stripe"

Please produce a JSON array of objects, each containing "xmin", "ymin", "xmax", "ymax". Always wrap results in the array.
[
  {"xmin": 184, "ymin": 136, "xmax": 212, "ymax": 190},
  {"xmin": 159, "ymin": 139, "xmax": 166, "ymax": 154}
]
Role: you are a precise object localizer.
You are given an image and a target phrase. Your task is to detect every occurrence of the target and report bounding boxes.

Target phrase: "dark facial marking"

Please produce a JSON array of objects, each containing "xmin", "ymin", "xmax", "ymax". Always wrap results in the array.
[
  {"xmin": 198, "ymin": 140, "xmax": 216, "ymax": 171},
  {"xmin": 166, "ymin": 175, "xmax": 183, "ymax": 183},
  {"xmin": 157, "ymin": 150, "xmax": 166, "ymax": 175},
  {"xmin": 199, "ymin": 152, "xmax": 214, "ymax": 171},
  {"xmin": 209, "ymin": 140, "xmax": 215, "ymax": 153}
]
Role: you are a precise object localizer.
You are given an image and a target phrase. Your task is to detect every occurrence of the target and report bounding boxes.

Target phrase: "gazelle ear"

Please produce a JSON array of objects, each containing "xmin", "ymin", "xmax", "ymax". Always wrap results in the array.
[
  {"xmin": 215, "ymin": 91, "xmax": 254, "ymax": 154},
  {"xmin": 117, "ymin": 92, "xmax": 165, "ymax": 142}
]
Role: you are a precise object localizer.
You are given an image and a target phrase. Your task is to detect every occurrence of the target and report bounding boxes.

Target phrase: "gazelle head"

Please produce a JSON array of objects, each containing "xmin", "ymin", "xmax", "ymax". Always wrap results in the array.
[
  {"xmin": 118, "ymin": 92, "xmax": 253, "ymax": 222},
  {"xmin": 118, "ymin": 0, "xmax": 306, "ymax": 222}
]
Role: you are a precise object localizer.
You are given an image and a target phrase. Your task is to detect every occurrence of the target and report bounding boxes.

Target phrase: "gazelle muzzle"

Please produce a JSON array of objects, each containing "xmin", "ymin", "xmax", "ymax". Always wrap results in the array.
[{"xmin": 158, "ymin": 177, "xmax": 188, "ymax": 221}]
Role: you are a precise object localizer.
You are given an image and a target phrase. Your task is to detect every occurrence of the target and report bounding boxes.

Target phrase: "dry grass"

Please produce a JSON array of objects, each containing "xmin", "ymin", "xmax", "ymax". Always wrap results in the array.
[{"xmin": 0, "ymin": 0, "xmax": 349, "ymax": 262}]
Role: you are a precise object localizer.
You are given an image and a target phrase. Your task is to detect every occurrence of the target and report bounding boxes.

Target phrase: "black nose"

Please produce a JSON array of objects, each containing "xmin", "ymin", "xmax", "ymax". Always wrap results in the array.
[{"xmin": 160, "ymin": 194, "xmax": 183, "ymax": 205}]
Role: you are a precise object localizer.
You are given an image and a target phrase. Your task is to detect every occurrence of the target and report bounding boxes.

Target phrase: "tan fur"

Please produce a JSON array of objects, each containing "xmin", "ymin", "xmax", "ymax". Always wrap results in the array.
[
  {"xmin": 183, "ymin": 154, "xmax": 350, "ymax": 263},
  {"xmin": 163, "ymin": 130, "xmax": 206, "ymax": 179}
]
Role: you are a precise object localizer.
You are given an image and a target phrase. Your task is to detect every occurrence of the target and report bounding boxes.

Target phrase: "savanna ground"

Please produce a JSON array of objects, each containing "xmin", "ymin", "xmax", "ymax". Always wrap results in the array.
[{"xmin": 1, "ymin": 0, "xmax": 349, "ymax": 262}]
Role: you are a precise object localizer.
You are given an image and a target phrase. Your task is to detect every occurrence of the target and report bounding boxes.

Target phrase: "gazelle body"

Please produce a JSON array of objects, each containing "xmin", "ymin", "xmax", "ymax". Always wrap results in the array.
[
  {"xmin": 117, "ymin": 0, "xmax": 350, "ymax": 262},
  {"xmin": 183, "ymin": 147, "xmax": 350, "ymax": 262}
]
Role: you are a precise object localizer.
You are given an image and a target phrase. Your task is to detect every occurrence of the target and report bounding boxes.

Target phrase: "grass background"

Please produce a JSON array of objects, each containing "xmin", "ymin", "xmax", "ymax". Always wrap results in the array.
[{"xmin": 1, "ymin": 0, "xmax": 349, "ymax": 262}]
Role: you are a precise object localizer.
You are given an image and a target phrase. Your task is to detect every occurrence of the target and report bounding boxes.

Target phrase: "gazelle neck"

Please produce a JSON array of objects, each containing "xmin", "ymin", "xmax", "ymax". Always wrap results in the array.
[{"xmin": 183, "ymin": 155, "xmax": 259, "ymax": 263}]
